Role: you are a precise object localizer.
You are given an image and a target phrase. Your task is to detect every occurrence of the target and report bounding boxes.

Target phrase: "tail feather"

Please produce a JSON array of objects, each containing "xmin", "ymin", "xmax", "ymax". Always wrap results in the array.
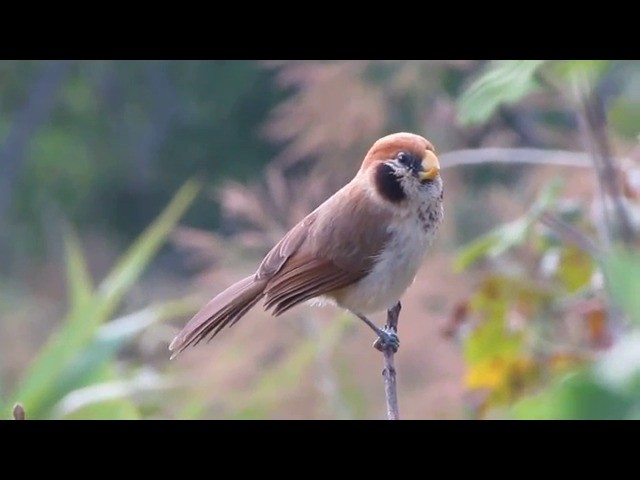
[{"xmin": 169, "ymin": 275, "xmax": 266, "ymax": 358}]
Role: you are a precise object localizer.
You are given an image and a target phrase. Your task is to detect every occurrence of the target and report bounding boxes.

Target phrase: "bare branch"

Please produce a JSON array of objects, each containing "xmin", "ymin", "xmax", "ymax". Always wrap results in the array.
[
  {"xmin": 539, "ymin": 212, "xmax": 601, "ymax": 257},
  {"xmin": 439, "ymin": 148, "xmax": 597, "ymax": 170},
  {"xmin": 382, "ymin": 302, "xmax": 401, "ymax": 420},
  {"xmin": 572, "ymin": 85, "xmax": 632, "ymax": 338},
  {"xmin": 577, "ymin": 91, "xmax": 635, "ymax": 247}
]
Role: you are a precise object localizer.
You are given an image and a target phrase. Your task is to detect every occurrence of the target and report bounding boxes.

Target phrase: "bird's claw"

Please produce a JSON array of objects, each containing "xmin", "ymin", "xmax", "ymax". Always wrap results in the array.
[{"xmin": 373, "ymin": 326, "xmax": 400, "ymax": 353}]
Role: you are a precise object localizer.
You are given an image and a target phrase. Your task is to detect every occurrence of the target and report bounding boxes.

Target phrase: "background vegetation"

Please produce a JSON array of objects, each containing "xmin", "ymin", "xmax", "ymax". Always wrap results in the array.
[{"xmin": 2, "ymin": 60, "xmax": 640, "ymax": 419}]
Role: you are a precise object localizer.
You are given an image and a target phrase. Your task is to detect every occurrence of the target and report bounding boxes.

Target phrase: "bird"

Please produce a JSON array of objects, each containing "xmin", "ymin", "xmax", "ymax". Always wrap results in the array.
[{"xmin": 169, "ymin": 132, "xmax": 444, "ymax": 359}]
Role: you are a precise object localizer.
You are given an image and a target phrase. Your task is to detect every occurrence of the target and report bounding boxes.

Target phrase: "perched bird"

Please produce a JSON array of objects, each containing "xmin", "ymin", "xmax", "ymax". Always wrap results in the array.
[{"xmin": 169, "ymin": 132, "xmax": 444, "ymax": 359}]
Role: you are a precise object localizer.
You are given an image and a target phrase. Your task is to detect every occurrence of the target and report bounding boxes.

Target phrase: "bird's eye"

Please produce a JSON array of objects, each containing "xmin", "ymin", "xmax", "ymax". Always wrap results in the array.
[{"xmin": 397, "ymin": 152, "xmax": 410, "ymax": 165}]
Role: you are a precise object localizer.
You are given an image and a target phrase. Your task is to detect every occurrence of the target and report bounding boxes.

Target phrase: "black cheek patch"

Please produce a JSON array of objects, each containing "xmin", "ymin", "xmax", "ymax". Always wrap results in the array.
[{"xmin": 375, "ymin": 164, "xmax": 406, "ymax": 203}]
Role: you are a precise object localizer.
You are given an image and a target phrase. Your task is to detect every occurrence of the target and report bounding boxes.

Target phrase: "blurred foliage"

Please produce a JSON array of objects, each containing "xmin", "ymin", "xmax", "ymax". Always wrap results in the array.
[
  {"xmin": 454, "ymin": 179, "xmax": 561, "ymax": 271},
  {"xmin": 603, "ymin": 251, "xmax": 640, "ymax": 325},
  {"xmin": 509, "ymin": 257, "xmax": 640, "ymax": 421},
  {"xmin": 2, "ymin": 60, "xmax": 282, "ymax": 265},
  {"xmin": 1, "ymin": 181, "xmax": 199, "ymax": 419},
  {"xmin": 457, "ymin": 60, "xmax": 613, "ymax": 127},
  {"xmin": 451, "ymin": 59, "xmax": 640, "ymax": 419}
]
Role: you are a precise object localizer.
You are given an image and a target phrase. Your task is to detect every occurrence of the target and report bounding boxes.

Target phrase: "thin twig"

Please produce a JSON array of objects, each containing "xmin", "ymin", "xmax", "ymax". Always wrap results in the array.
[
  {"xmin": 539, "ymin": 212, "xmax": 601, "ymax": 258},
  {"xmin": 578, "ymin": 92, "xmax": 635, "ymax": 247},
  {"xmin": 573, "ymin": 86, "xmax": 634, "ymax": 338},
  {"xmin": 498, "ymin": 106, "xmax": 547, "ymax": 148},
  {"xmin": 382, "ymin": 302, "xmax": 401, "ymax": 420}
]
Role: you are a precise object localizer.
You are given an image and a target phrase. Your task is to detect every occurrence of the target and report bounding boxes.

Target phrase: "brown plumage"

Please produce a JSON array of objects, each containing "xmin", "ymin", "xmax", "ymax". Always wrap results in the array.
[{"xmin": 169, "ymin": 132, "xmax": 444, "ymax": 358}]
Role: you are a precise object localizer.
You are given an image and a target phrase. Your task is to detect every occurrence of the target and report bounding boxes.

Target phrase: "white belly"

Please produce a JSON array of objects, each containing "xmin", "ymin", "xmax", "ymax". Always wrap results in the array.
[{"xmin": 331, "ymin": 215, "xmax": 438, "ymax": 314}]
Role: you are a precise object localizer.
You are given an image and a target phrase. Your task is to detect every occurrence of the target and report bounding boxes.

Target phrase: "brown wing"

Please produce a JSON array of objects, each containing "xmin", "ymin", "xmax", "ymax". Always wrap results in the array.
[
  {"xmin": 259, "ymin": 186, "xmax": 393, "ymax": 315},
  {"xmin": 170, "ymin": 182, "xmax": 393, "ymax": 356}
]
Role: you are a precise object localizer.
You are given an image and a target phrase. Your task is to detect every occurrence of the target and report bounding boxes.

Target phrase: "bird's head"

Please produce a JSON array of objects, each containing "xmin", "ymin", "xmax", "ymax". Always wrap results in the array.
[{"xmin": 359, "ymin": 132, "xmax": 442, "ymax": 205}]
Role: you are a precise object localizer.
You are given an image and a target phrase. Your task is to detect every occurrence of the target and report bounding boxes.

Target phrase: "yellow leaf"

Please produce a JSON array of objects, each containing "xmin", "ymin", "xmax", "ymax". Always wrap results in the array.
[
  {"xmin": 465, "ymin": 358, "xmax": 508, "ymax": 390},
  {"xmin": 465, "ymin": 356, "xmax": 539, "ymax": 411},
  {"xmin": 557, "ymin": 245, "xmax": 594, "ymax": 293}
]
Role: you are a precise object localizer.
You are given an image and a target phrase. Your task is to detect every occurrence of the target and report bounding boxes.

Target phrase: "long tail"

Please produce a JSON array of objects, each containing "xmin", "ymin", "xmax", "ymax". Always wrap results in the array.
[{"xmin": 169, "ymin": 275, "xmax": 267, "ymax": 359}]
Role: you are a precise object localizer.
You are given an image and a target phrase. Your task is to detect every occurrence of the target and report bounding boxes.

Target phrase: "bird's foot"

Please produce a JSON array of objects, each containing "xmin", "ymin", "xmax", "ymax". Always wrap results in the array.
[{"xmin": 373, "ymin": 326, "xmax": 400, "ymax": 353}]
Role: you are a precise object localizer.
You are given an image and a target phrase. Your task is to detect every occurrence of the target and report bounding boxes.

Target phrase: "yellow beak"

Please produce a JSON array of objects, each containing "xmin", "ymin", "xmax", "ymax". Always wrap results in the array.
[{"xmin": 419, "ymin": 150, "xmax": 440, "ymax": 182}]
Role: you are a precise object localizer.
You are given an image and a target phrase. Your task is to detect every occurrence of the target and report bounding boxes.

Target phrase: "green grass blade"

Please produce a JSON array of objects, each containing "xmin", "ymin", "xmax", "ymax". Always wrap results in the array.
[
  {"xmin": 7, "ymin": 180, "xmax": 200, "ymax": 418},
  {"xmin": 64, "ymin": 229, "xmax": 94, "ymax": 315},
  {"xmin": 55, "ymin": 366, "xmax": 168, "ymax": 420},
  {"xmin": 96, "ymin": 180, "xmax": 200, "ymax": 303},
  {"xmin": 51, "ymin": 297, "xmax": 198, "ymax": 406}
]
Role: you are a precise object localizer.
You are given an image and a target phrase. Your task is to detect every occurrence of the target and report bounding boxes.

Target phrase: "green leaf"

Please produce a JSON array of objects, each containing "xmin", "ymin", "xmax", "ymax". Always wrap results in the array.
[
  {"xmin": 464, "ymin": 314, "xmax": 524, "ymax": 365},
  {"xmin": 602, "ymin": 250, "xmax": 640, "ymax": 325},
  {"xmin": 511, "ymin": 370, "xmax": 634, "ymax": 420},
  {"xmin": 7, "ymin": 180, "xmax": 200, "ymax": 418},
  {"xmin": 557, "ymin": 246, "xmax": 594, "ymax": 293},
  {"xmin": 609, "ymin": 96, "xmax": 640, "ymax": 139},
  {"xmin": 513, "ymin": 329, "xmax": 640, "ymax": 420},
  {"xmin": 464, "ymin": 276, "xmax": 526, "ymax": 364},
  {"xmin": 458, "ymin": 60, "xmax": 547, "ymax": 125},
  {"xmin": 454, "ymin": 217, "xmax": 529, "ymax": 272},
  {"xmin": 454, "ymin": 179, "xmax": 561, "ymax": 272},
  {"xmin": 548, "ymin": 60, "xmax": 612, "ymax": 87}
]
